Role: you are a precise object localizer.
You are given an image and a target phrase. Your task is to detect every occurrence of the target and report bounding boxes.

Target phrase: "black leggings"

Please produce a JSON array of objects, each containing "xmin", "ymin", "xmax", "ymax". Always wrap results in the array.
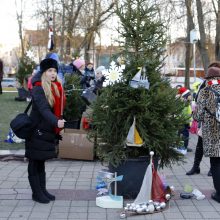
[{"xmin": 28, "ymin": 159, "xmax": 45, "ymax": 176}]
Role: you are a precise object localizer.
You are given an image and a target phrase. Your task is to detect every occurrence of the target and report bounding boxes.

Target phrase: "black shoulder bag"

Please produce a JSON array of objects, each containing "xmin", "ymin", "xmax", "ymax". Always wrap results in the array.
[{"xmin": 10, "ymin": 101, "xmax": 34, "ymax": 139}]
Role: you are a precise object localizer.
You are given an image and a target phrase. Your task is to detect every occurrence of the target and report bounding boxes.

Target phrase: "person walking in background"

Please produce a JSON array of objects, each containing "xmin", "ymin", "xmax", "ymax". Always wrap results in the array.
[
  {"xmin": 0, "ymin": 59, "xmax": 4, "ymax": 94},
  {"xmin": 93, "ymin": 66, "xmax": 106, "ymax": 94},
  {"xmin": 80, "ymin": 62, "xmax": 95, "ymax": 89},
  {"xmin": 73, "ymin": 58, "xmax": 86, "ymax": 75},
  {"xmin": 27, "ymin": 58, "xmax": 65, "ymax": 203},
  {"xmin": 27, "ymin": 67, "xmax": 38, "ymax": 101},
  {"xmin": 194, "ymin": 66, "xmax": 220, "ymax": 203}
]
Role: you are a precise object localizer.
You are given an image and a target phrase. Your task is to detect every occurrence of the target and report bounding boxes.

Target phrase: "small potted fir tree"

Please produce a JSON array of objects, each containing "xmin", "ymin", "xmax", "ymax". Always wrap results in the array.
[
  {"xmin": 88, "ymin": 0, "xmax": 187, "ymax": 198},
  {"xmin": 63, "ymin": 74, "xmax": 86, "ymax": 129},
  {"xmin": 16, "ymin": 54, "xmax": 36, "ymax": 101}
]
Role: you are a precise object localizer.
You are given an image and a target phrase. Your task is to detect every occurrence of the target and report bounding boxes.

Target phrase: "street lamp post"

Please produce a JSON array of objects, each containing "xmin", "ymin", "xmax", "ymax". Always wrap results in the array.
[
  {"xmin": 193, "ymin": 41, "xmax": 196, "ymax": 82},
  {"xmin": 190, "ymin": 29, "xmax": 198, "ymax": 83}
]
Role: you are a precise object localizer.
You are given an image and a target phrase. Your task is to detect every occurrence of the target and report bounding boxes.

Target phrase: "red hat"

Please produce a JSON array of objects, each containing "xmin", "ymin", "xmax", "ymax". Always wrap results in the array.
[{"xmin": 178, "ymin": 87, "xmax": 191, "ymax": 98}]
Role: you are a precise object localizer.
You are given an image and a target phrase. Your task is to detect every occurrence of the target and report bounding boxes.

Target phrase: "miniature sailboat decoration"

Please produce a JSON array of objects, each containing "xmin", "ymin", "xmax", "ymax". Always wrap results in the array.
[
  {"xmin": 129, "ymin": 67, "xmax": 150, "ymax": 90},
  {"xmin": 126, "ymin": 117, "xmax": 144, "ymax": 147}
]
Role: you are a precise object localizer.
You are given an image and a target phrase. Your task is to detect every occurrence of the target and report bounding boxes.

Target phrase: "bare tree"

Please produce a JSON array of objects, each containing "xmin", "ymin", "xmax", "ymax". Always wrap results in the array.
[
  {"xmin": 78, "ymin": 0, "xmax": 116, "ymax": 61},
  {"xmin": 184, "ymin": 0, "xmax": 195, "ymax": 88},
  {"xmin": 212, "ymin": 0, "xmax": 220, "ymax": 60},
  {"xmin": 15, "ymin": 0, "xmax": 25, "ymax": 58},
  {"xmin": 65, "ymin": 0, "xmax": 85, "ymax": 56},
  {"xmin": 196, "ymin": 0, "xmax": 210, "ymax": 74},
  {"xmin": 60, "ymin": 0, "xmax": 66, "ymax": 60}
]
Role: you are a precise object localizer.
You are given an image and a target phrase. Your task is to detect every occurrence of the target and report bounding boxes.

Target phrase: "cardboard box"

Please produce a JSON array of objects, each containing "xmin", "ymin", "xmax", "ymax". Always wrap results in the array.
[{"xmin": 59, "ymin": 129, "xmax": 94, "ymax": 160}]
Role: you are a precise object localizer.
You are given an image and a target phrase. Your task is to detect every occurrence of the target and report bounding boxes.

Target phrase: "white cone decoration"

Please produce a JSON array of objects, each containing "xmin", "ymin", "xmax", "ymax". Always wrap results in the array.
[{"xmin": 134, "ymin": 151, "xmax": 154, "ymax": 204}]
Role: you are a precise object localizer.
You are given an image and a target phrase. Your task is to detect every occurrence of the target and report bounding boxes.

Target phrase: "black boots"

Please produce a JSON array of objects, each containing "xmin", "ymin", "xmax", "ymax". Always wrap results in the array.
[
  {"xmin": 186, "ymin": 136, "xmax": 203, "ymax": 175},
  {"xmin": 39, "ymin": 172, "xmax": 55, "ymax": 201},
  {"xmin": 186, "ymin": 166, "xmax": 200, "ymax": 175},
  {"xmin": 210, "ymin": 157, "xmax": 220, "ymax": 203},
  {"xmin": 28, "ymin": 176, "xmax": 50, "ymax": 203},
  {"xmin": 211, "ymin": 192, "xmax": 220, "ymax": 203}
]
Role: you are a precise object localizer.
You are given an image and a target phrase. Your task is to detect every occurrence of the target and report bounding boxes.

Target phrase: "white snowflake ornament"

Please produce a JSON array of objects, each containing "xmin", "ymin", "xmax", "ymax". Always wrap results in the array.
[
  {"xmin": 107, "ymin": 61, "xmax": 124, "ymax": 84},
  {"xmin": 26, "ymin": 50, "xmax": 35, "ymax": 61}
]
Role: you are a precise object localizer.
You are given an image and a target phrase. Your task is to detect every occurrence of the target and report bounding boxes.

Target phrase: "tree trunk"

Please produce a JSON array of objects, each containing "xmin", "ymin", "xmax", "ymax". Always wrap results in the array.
[
  {"xmin": 66, "ymin": 33, "xmax": 71, "ymax": 56},
  {"xmin": 215, "ymin": 1, "xmax": 220, "ymax": 60},
  {"xmin": 196, "ymin": 0, "xmax": 210, "ymax": 75},
  {"xmin": 15, "ymin": 0, "xmax": 24, "ymax": 58},
  {"xmin": 51, "ymin": 0, "xmax": 56, "ymax": 50},
  {"xmin": 60, "ymin": 0, "xmax": 66, "ymax": 61},
  {"xmin": 185, "ymin": 0, "xmax": 194, "ymax": 88}
]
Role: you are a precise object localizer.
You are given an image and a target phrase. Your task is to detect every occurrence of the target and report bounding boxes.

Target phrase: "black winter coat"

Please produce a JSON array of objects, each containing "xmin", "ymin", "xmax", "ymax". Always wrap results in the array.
[{"xmin": 26, "ymin": 74, "xmax": 59, "ymax": 160}]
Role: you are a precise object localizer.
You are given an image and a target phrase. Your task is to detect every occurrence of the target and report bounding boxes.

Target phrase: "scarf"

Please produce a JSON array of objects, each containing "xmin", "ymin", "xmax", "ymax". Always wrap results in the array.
[{"xmin": 34, "ymin": 81, "xmax": 66, "ymax": 134}]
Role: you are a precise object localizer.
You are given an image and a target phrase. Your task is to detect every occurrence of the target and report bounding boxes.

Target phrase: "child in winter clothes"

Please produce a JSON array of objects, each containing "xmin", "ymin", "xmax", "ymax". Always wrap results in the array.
[{"xmin": 177, "ymin": 87, "xmax": 192, "ymax": 153}]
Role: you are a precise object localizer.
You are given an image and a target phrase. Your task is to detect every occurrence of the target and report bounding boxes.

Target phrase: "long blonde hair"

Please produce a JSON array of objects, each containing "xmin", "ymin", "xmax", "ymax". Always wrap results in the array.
[{"xmin": 41, "ymin": 73, "xmax": 60, "ymax": 107}]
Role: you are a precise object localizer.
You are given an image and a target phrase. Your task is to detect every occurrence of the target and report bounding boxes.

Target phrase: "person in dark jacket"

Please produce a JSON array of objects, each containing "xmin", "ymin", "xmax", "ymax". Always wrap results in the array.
[
  {"xmin": 27, "ymin": 58, "xmax": 65, "ymax": 203},
  {"xmin": 80, "ymin": 62, "xmax": 95, "ymax": 89}
]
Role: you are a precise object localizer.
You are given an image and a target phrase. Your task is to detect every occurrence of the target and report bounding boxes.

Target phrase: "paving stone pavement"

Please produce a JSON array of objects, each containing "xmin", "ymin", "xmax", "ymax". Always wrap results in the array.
[{"xmin": 0, "ymin": 133, "xmax": 220, "ymax": 219}]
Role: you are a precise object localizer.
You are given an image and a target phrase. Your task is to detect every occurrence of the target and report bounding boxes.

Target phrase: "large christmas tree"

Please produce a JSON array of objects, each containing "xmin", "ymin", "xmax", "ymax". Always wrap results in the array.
[{"xmin": 89, "ymin": 0, "xmax": 187, "ymax": 167}]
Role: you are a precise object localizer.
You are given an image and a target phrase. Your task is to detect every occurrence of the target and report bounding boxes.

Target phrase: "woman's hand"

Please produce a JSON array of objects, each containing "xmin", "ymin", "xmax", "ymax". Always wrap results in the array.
[{"xmin": 57, "ymin": 119, "xmax": 66, "ymax": 128}]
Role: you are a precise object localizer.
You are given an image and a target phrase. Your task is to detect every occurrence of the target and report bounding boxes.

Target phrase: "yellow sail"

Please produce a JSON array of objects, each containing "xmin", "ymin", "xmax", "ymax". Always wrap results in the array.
[
  {"xmin": 126, "ymin": 117, "xmax": 144, "ymax": 147},
  {"xmin": 134, "ymin": 128, "xmax": 143, "ymax": 145}
]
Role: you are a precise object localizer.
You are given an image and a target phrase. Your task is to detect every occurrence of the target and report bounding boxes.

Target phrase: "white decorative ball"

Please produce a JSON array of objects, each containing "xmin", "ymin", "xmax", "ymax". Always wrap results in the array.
[
  {"xmin": 155, "ymin": 205, "xmax": 161, "ymax": 211},
  {"xmin": 150, "ymin": 151, "xmax": 154, "ymax": 156},
  {"xmin": 120, "ymin": 213, "xmax": 126, "ymax": 219},
  {"xmin": 142, "ymin": 205, "xmax": 147, "ymax": 210},
  {"xmin": 136, "ymin": 208, "xmax": 143, "ymax": 213},
  {"xmin": 128, "ymin": 206, "xmax": 132, "ymax": 211},
  {"xmin": 165, "ymin": 194, "xmax": 171, "ymax": 200},
  {"xmin": 160, "ymin": 202, "xmax": 166, "ymax": 209},
  {"xmin": 135, "ymin": 205, "xmax": 140, "ymax": 209},
  {"xmin": 154, "ymin": 202, "xmax": 159, "ymax": 206},
  {"xmin": 132, "ymin": 207, "xmax": 137, "ymax": 212},
  {"xmin": 148, "ymin": 204, "xmax": 155, "ymax": 213},
  {"xmin": 170, "ymin": 186, "xmax": 175, "ymax": 191}
]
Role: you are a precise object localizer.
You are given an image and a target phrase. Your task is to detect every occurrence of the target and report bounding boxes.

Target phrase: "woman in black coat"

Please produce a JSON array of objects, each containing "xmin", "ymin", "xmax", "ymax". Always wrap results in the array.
[{"xmin": 27, "ymin": 58, "xmax": 65, "ymax": 203}]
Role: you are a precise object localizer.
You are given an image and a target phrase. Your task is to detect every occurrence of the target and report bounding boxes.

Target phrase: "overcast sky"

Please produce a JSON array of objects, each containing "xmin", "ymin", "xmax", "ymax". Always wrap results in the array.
[
  {"xmin": 0, "ymin": 0, "xmax": 37, "ymax": 51},
  {"xmin": 0, "ymin": 0, "xmax": 186, "ymax": 52}
]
